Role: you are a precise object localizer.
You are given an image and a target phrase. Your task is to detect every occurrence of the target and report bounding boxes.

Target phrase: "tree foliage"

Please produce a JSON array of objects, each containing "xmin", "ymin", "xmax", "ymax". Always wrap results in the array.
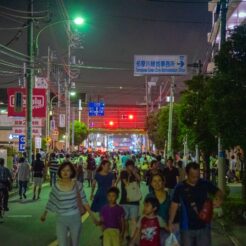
[
  {"xmin": 179, "ymin": 75, "xmax": 217, "ymax": 154},
  {"xmin": 207, "ymin": 25, "xmax": 246, "ymax": 150},
  {"xmin": 146, "ymin": 105, "xmax": 183, "ymax": 152},
  {"xmin": 70, "ymin": 120, "xmax": 89, "ymax": 146}
]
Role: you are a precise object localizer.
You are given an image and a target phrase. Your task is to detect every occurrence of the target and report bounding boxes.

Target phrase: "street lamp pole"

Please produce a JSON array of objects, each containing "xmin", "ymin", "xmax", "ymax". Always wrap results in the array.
[{"xmin": 34, "ymin": 17, "xmax": 85, "ymax": 153}]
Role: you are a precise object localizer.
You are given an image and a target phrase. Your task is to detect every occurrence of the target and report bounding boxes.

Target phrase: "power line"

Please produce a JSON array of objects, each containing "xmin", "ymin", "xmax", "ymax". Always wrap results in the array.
[
  {"xmin": 0, "ymin": 4, "xmax": 49, "ymax": 14},
  {"xmin": 0, "ymin": 25, "xmax": 29, "ymax": 30},
  {"xmin": 147, "ymin": 0, "xmax": 246, "ymax": 4},
  {"xmin": 0, "ymin": 43, "xmax": 30, "ymax": 58},
  {"xmin": 0, "ymin": 10, "xmax": 49, "ymax": 20},
  {"xmin": 107, "ymin": 14, "xmax": 211, "ymax": 25}
]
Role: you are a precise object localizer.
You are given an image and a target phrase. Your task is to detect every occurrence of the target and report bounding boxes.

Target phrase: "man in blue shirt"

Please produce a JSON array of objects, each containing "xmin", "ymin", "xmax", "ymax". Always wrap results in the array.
[
  {"xmin": 0, "ymin": 158, "xmax": 12, "ymax": 212},
  {"xmin": 168, "ymin": 162, "xmax": 223, "ymax": 246}
]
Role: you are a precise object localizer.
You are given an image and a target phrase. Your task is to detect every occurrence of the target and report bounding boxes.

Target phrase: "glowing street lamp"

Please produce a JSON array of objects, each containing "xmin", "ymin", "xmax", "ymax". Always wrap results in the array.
[
  {"xmin": 70, "ymin": 91, "xmax": 76, "ymax": 96},
  {"xmin": 73, "ymin": 17, "xmax": 85, "ymax": 25}
]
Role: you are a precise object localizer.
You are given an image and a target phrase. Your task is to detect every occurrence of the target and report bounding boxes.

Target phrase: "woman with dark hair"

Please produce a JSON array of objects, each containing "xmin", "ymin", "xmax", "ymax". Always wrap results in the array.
[
  {"xmin": 90, "ymin": 160, "xmax": 115, "ymax": 213},
  {"xmin": 146, "ymin": 173, "xmax": 171, "ymax": 244},
  {"xmin": 41, "ymin": 161, "xmax": 94, "ymax": 246}
]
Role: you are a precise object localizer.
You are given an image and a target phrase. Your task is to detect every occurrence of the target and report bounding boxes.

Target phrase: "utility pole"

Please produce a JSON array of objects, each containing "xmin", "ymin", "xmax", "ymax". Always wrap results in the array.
[
  {"xmin": 167, "ymin": 76, "xmax": 175, "ymax": 158},
  {"xmin": 145, "ymin": 76, "xmax": 150, "ymax": 151},
  {"xmin": 217, "ymin": 0, "xmax": 227, "ymax": 193},
  {"xmin": 65, "ymin": 22, "xmax": 71, "ymax": 152},
  {"xmin": 71, "ymin": 107, "xmax": 75, "ymax": 150},
  {"xmin": 46, "ymin": 46, "xmax": 51, "ymax": 153},
  {"xmin": 26, "ymin": 0, "xmax": 34, "ymax": 164}
]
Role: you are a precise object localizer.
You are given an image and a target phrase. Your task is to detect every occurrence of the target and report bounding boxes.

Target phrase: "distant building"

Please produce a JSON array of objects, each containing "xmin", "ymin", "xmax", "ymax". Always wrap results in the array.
[{"xmin": 206, "ymin": 0, "xmax": 246, "ymax": 73}]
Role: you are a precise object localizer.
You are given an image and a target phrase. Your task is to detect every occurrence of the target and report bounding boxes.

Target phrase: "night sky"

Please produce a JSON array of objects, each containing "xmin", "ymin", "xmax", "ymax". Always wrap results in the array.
[{"xmin": 0, "ymin": 0, "xmax": 211, "ymax": 105}]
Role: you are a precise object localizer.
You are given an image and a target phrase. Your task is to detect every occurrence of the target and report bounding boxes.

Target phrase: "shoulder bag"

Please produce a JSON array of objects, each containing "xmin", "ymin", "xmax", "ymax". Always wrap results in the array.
[
  {"xmin": 126, "ymin": 175, "xmax": 142, "ymax": 202},
  {"xmin": 183, "ymin": 184, "xmax": 213, "ymax": 224},
  {"xmin": 75, "ymin": 182, "xmax": 86, "ymax": 216}
]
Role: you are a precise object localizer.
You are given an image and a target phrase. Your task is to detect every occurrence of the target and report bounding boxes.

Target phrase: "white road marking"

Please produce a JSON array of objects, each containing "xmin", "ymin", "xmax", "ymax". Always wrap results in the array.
[{"xmin": 7, "ymin": 215, "xmax": 33, "ymax": 218}]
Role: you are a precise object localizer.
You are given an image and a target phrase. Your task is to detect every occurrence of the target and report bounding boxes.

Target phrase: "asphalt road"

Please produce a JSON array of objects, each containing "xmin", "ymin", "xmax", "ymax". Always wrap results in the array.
[{"xmin": 0, "ymin": 182, "xmax": 237, "ymax": 246}]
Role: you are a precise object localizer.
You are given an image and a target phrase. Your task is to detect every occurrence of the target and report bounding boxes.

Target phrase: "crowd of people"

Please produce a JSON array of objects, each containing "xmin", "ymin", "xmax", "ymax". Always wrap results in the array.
[{"xmin": 0, "ymin": 150, "xmax": 224, "ymax": 246}]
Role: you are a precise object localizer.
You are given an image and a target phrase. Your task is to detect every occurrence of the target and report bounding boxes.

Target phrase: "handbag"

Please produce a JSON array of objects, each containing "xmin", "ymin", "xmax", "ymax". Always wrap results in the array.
[
  {"xmin": 126, "ymin": 175, "xmax": 142, "ymax": 202},
  {"xmin": 165, "ymin": 233, "xmax": 180, "ymax": 246},
  {"xmin": 75, "ymin": 182, "xmax": 86, "ymax": 216},
  {"xmin": 198, "ymin": 199, "xmax": 213, "ymax": 224}
]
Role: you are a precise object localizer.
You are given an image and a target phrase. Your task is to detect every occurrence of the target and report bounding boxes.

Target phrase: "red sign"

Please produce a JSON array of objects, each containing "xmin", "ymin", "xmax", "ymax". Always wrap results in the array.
[{"xmin": 8, "ymin": 88, "xmax": 46, "ymax": 117}]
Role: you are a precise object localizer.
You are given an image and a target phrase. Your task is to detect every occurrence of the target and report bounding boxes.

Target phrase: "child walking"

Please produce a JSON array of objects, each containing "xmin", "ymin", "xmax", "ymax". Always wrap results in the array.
[
  {"xmin": 97, "ymin": 187, "xmax": 125, "ymax": 246},
  {"xmin": 130, "ymin": 196, "xmax": 167, "ymax": 246}
]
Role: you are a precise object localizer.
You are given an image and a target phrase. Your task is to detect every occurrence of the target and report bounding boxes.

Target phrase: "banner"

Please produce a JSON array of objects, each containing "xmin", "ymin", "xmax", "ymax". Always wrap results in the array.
[
  {"xmin": 8, "ymin": 88, "xmax": 46, "ymax": 117},
  {"xmin": 35, "ymin": 77, "xmax": 48, "ymax": 89},
  {"xmin": 13, "ymin": 117, "xmax": 43, "ymax": 127},
  {"xmin": 12, "ymin": 127, "xmax": 42, "ymax": 136},
  {"xmin": 59, "ymin": 114, "xmax": 66, "ymax": 128}
]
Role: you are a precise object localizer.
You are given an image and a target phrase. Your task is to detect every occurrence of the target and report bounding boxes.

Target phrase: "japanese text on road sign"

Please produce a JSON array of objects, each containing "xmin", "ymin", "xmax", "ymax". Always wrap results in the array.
[{"xmin": 134, "ymin": 55, "xmax": 187, "ymax": 76}]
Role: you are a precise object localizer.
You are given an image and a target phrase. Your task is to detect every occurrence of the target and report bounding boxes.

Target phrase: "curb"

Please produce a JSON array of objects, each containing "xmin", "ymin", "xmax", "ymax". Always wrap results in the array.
[{"xmin": 215, "ymin": 220, "xmax": 241, "ymax": 246}]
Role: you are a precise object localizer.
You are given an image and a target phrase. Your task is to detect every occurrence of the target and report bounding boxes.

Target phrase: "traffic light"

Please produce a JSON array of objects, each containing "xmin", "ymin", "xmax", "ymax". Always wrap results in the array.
[
  {"xmin": 121, "ymin": 114, "xmax": 134, "ymax": 120},
  {"xmin": 14, "ymin": 92, "xmax": 23, "ymax": 112},
  {"xmin": 128, "ymin": 114, "xmax": 134, "ymax": 120}
]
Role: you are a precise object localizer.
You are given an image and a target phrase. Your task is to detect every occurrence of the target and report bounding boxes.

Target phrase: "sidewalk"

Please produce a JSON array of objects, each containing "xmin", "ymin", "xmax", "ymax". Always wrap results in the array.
[{"xmin": 212, "ymin": 183, "xmax": 245, "ymax": 246}]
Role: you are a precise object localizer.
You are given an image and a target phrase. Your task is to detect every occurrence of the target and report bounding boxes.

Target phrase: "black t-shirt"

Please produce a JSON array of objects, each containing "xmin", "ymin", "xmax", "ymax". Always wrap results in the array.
[
  {"xmin": 87, "ymin": 158, "xmax": 96, "ymax": 171},
  {"xmin": 172, "ymin": 179, "xmax": 219, "ymax": 230},
  {"xmin": 120, "ymin": 170, "xmax": 139, "ymax": 206},
  {"xmin": 32, "ymin": 160, "xmax": 45, "ymax": 178},
  {"xmin": 163, "ymin": 167, "xmax": 179, "ymax": 189}
]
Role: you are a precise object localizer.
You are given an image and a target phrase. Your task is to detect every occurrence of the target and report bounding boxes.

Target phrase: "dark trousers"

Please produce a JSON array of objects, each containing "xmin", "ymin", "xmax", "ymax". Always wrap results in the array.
[
  {"xmin": 19, "ymin": 181, "xmax": 28, "ymax": 197},
  {"xmin": 181, "ymin": 226, "xmax": 211, "ymax": 246},
  {"xmin": 0, "ymin": 187, "xmax": 9, "ymax": 210},
  {"xmin": 50, "ymin": 172, "xmax": 57, "ymax": 187}
]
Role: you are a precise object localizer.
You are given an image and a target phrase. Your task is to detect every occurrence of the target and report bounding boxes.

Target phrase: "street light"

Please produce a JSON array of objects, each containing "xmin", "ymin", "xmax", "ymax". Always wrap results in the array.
[
  {"xmin": 73, "ymin": 17, "xmax": 85, "ymax": 25},
  {"xmin": 35, "ymin": 17, "xmax": 85, "ymax": 53},
  {"xmin": 70, "ymin": 91, "xmax": 76, "ymax": 96},
  {"xmin": 33, "ymin": 16, "xmax": 85, "ymax": 153}
]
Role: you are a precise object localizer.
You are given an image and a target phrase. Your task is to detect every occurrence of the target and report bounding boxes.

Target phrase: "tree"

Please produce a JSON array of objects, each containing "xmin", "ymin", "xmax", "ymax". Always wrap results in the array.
[
  {"xmin": 207, "ymin": 25, "xmax": 246, "ymax": 199},
  {"xmin": 146, "ymin": 105, "xmax": 183, "ymax": 152},
  {"xmin": 179, "ymin": 75, "xmax": 217, "ymax": 179},
  {"xmin": 70, "ymin": 121, "xmax": 89, "ymax": 147}
]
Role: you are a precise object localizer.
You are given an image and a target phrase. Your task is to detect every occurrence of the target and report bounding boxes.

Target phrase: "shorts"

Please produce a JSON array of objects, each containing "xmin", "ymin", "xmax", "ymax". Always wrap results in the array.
[
  {"xmin": 121, "ymin": 204, "xmax": 139, "ymax": 220},
  {"xmin": 33, "ymin": 177, "xmax": 43, "ymax": 187},
  {"xmin": 103, "ymin": 228, "xmax": 121, "ymax": 246}
]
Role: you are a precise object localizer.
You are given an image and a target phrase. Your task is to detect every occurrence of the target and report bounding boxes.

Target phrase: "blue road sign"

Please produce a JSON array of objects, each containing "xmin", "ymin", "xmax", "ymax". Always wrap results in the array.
[
  {"xmin": 19, "ymin": 135, "xmax": 25, "ymax": 152},
  {"xmin": 88, "ymin": 102, "xmax": 105, "ymax": 117},
  {"xmin": 134, "ymin": 55, "xmax": 187, "ymax": 76}
]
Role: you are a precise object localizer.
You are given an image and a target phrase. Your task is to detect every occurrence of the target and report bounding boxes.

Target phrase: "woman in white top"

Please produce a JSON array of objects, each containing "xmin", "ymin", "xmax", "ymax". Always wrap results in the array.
[{"xmin": 41, "ymin": 161, "xmax": 95, "ymax": 246}]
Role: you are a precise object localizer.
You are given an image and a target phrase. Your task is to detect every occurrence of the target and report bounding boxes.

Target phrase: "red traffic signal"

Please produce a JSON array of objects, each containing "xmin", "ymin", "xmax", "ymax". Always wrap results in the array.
[
  {"xmin": 128, "ymin": 114, "xmax": 134, "ymax": 120},
  {"xmin": 109, "ymin": 120, "xmax": 114, "ymax": 126}
]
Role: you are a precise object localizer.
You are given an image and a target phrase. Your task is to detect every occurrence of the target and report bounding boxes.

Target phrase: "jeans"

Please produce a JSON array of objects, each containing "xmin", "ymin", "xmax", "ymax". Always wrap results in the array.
[
  {"xmin": 180, "ymin": 226, "xmax": 211, "ymax": 246},
  {"xmin": 19, "ymin": 181, "xmax": 28, "ymax": 197},
  {"xmin": 50, "ymin": 172, "xmax": 57, "ymax": 187},
  {"xmin": 56, "ymin": 213, "xmax": 82, "ymax": 246}
]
